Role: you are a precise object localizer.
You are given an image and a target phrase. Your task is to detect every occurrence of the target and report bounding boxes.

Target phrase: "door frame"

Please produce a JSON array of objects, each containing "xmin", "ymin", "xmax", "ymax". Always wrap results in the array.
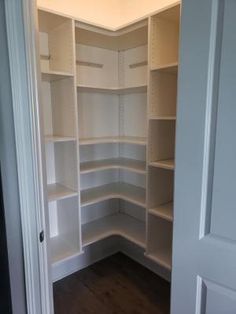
[{"xmin": 3, "ymin": 0, "xmax": 53, "ymax": 313}]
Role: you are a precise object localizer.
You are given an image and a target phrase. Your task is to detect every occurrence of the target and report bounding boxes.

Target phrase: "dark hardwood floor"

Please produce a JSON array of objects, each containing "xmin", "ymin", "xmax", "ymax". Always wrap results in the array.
[{"xmin": 54, "ymin": 253, "xmax": 170, "ymax": 314}]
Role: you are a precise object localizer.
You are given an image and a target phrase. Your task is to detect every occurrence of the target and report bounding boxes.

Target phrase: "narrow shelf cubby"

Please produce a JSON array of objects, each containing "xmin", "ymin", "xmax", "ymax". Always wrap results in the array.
[
  {"xmin": 149, "ymin": 70, "xmax": 178, "ymax": 119},
  {"xmin": 38, "ymin": 9, "xmax": 74, "ymax": 76},
  {"xmin": 146, "ymin": 215, "xmax": 173, "ymax": 270},
  {"xmin": 50, "ymin": 196, "xmax": 81, "ymax": 264},
  {"xmin": 148, "ymin": 120, "xmax": 176, "ymax": 168},
  {"xmin": 148, "ymin": 167, "xmax": 174, "ymax": 213},
  {"xmin": 41, "ymin": 76, "xmax": 77, "ymax": 142},
  {"xmin": 150, "ymin": 5, "xmax": 180, "ymax": 70},
  {"xmin": 45, "ymin": 141, "xmax": 78, "ymax": 202},
  {"xmin": 81, "ymin": 200, "xmax": 145, "ymax": 248}
]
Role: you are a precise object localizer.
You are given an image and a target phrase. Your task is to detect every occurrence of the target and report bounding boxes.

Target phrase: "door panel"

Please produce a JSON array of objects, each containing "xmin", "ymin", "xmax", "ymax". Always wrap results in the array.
[
  {"xmin": 171, "ymin": 0, "xmax": 236, "ymax": 313},
  {"xmin": 210, "ymin": 0, "xmax": 236, "ymax": 241}
]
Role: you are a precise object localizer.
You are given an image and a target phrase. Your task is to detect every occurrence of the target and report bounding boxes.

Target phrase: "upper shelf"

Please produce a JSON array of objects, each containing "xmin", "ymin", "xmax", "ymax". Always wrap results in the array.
[
  {"xmin": 77, "ymin": 84, "xmax": 147, "ymax": 94},
  {"xmin": 81, "ymin": 182, "xmax": 146, "ymax": 208},
  {"xmin": 80, "ymin": 158, "xmax": 146, "ymax": 175},
  {"xmin": 41, "ymin": 70, "xmax": 74, "ymax": 82},
  {"xmin": 75, "ymin": 20, "xmax": 148, "ymax": 51},
  {"xmin": 150, "ymin": 62, "xmax": 178, "ymax": 73},
  {"xmin": 80, "ymin": 136, "xmax": 147, "ymax": 146}
]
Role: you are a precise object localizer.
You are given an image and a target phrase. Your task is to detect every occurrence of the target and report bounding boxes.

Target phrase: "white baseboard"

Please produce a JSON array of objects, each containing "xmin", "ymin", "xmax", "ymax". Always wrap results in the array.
[
  {"xmin": 52, "ymin": 236, "xmax": 119, "ymax": 282},
  {"xmin": 52, "ymin": 236, "xmax": 171, "ymax": 283}
]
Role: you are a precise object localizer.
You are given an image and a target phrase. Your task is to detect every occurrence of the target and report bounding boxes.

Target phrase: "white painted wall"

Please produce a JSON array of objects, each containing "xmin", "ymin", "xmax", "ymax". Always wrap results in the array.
[{"xmin": 37, "ymin": 0, "xmax": 178, "ymax": 29}]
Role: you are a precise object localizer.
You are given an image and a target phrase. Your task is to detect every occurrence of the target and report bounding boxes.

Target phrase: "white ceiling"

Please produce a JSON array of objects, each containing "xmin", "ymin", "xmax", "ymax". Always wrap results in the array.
[{"xmin": 37, "ymin": 0, "xmax": 179, "ymax": 30}]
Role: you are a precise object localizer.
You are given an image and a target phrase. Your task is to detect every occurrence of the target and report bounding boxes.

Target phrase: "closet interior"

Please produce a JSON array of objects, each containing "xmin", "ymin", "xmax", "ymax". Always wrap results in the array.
[{"xmin": 38, "ymin": 3, "xmax": 180, "ymax": 282}]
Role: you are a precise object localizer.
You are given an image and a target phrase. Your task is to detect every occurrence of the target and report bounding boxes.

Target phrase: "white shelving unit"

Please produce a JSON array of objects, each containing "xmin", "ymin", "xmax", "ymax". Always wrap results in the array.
[
  {"xmin": 38, "ymin": 9, "xmax": 82, "ymax": 268},
  {"xmin": 146, "ymin": 4, "xmax": 180, "ymax": 271},
  {"xmin": 37, "ymin": 3, "xmax": 180, "ymax": 282},
  {"xmin": 76, "ymin": 19, "xmax": 148, "ymax": 253}
]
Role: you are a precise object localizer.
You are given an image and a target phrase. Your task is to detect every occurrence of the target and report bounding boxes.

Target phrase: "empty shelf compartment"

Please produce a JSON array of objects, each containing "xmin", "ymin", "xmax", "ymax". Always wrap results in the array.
[
  {"xmin": 48, "ymin": 183, "xmax": 77, "ymax": 202},
  {"xmin": 80, "ymin": 158, "xmax": 146, "ymax": 174},
  {"xmin": 81, "ymin": 182, "xmax": 146, "ymax": 208},
  {"xmin": 82, "ymin": 213, "xmax": 145, "ymax": 248},
  {"xmin": 149, "ymin": 202, "xmax": 173, "ymax": 222}
]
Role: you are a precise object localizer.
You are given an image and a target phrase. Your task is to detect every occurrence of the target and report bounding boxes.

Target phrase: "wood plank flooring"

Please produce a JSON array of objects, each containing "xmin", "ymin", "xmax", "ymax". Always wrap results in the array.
[{"xmin": 54, "ymin": 253, "xmax": 170, "ymax": 314}]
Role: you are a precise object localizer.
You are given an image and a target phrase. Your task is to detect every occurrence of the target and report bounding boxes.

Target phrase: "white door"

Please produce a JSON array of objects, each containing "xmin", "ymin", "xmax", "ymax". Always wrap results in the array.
[{"xmin": 171, "ymin": 0, "xmax": 236, "ymax": 313}]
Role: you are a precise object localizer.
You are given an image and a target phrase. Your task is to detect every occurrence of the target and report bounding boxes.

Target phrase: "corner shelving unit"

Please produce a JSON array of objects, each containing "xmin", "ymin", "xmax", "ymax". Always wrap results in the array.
[
  {"xmin": 37, "ymin": 3, "xmax": 180, "ymax": 282},
  {"xmin": 146, "ymin": 4, "xmax": 180, "ymax": 271},
  {"xmin": 76, "ymin": 20, "xmax": 148, "ymax": 251}
]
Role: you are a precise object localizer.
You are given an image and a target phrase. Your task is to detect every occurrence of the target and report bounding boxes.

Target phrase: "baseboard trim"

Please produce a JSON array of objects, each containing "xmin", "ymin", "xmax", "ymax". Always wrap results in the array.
[{"xmin": 52, "ymin": 236, "xmax": 171, "ymax": 282}]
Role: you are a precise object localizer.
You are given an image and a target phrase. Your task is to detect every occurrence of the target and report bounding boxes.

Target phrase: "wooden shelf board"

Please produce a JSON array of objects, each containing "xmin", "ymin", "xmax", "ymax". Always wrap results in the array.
[
  {"xmin": 82, "ymin": 214, "xmax": 145, "ymax": 248},
  {"xmin": 47, "ymin": 183, "xmax": 78, "ymax": 202},
  {"xmin": 149, "ymin": 115, "xmax": 176, "ymax": 121},
  {"xmin": 80, "ymin": 136, "xmax": 146, "ymax": 146},
  {"xmin": 145, "ymin": 248, "xmax": 172, "ymax": 270},
  {"xmin": 81, "ymin": 182, "xmax": 146, "ymax": 208},
  {"xmin": 149, "ymin": 202, "xmax": 173, "ymax": 222},
  {"xmin": 45, "ymin": 136, "xmax": 77, "ymax": 143},
  {"xmin": 41, "ymin": 70, "xmax": 73, "ymax": 82},
  {"xmin": 51, "ymin": 235, "xmax": 80, "ymax": 264},
  {"xmin": 77, "ymin": 84, "xmax": 147, "ymax": 94},
  {"xmin": 149, "ymin": 159, "xmax": 175, "ymax": 170},
  {"xmin": 151, "ymin": 62, "xmax": 178, "ymax": 73},
  {"xmin": 80, "ymin": 158, "xmax": 146, "ymax": 175}
]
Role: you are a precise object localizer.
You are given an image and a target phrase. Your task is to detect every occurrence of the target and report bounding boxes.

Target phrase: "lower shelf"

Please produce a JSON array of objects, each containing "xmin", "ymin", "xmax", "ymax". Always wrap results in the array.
[
  {"xmin": 81, "ymin": 182, "xmax": 146, "ymax": 208},
  {"xmin": 51, "ymin": 235, "xmax": 80, "ymax": 264},
  {"xmin": 146, "ymin": 248, "xmax": 172, "ymax": 270},
  {"xmin": 82, "ymin": 214, "xmax": 146, "ymax": 248},
  {"xmin": 148, "ymin": 202, "xmax": 173, "ymax": 222}
]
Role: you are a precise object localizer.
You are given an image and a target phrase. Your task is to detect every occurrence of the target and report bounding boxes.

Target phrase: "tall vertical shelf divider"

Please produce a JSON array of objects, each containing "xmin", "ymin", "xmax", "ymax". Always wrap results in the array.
[
  {"xmin": 146, "ymin": 4, "xmax": 180, "ymax": 270},
  {"xmin": 38, "ymin": 10, "xmax": 82, "ymax": 268}
]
